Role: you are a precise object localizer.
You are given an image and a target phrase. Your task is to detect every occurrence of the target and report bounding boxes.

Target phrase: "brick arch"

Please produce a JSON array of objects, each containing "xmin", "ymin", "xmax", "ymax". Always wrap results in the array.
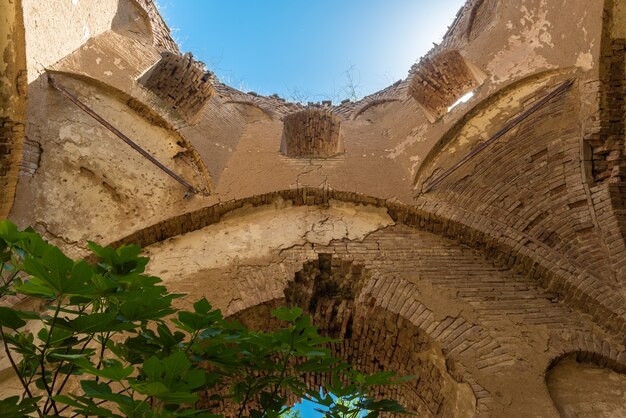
[
  {"xmin": 47, "ymin": 70, "xmax": 212, "ymax": 193},
  {"xmin": 221, "ymin": 255, "xmax": 485, "ymax": 417},
  {"xmin": 545, "ymin": 333, "xmax": 626, "ymax": 417},
  {"xmin": 407, "ymin": 68, "xmax": 626, "ymax": 324},
  {"xmin": 546, "ymin": 331, "xmax": 626, "ymax": 374},
  {"xmin": 0, "ymin": 0, "xmax": 27, "ymax": 218},
  {"xmin": 105, "ymin": 188, "xmax": 626, "ymax": 343}
]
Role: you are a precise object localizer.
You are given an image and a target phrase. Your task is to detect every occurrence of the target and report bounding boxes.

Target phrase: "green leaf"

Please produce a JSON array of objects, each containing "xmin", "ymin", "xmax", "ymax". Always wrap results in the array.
[
  {"xmin": 194, "ymin": 298, "xmax": 212, "ymax": 314},
  {"xmin": 59, "ymin": 311, "xmax": 135, "ymax": 333},
  {"xmin": 0, "ymin": 220, "xmax": 20, "ymax": 243},
  {"xmin": 14, "ymin": 276, "xmax": 56, "ymax": 298},
  {"xmin": 131, "ymin": 381, "xmax": 169, "ymax": 396},
  {"xmin": 272, "ymin": 306, "xmax": 303, "ymax": 322},
  {"xmin": 162, "ymin": 351, "xmax": 191, "ymax": 379},
  {"xmin": 52, "ymin": 354, "xmax": 134, "ymax": 381},
  {"xmin": 0, "ymin": 307, "xmax": 26, "ymax": 329},
  {"xmin": 0, "ymin": 395, "xmax": 41, "ymax": 417},
  {"xmin": 142, "ymin": 355, "xmax": 163, "ymax": 381},
  {"xmin": 81, "ymin": 379, "xmax": 113, "ymax": 397}
]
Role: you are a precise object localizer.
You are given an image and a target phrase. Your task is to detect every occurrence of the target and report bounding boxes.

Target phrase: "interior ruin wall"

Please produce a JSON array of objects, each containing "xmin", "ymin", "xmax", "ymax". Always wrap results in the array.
[{"xmin": 0, "ymin": 0, "xmax": 625, "ymax": 416}]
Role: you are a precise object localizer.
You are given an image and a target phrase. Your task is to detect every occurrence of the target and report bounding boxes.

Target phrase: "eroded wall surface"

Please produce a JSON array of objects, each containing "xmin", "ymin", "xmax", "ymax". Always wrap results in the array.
[
  {"xmin": 139, "ymin": 199, "xmax": 624, "ymax": 417},
  {"xmin": 0, "ymin": 0, "xmax": 27, "ymax": 218},
  {"xmin": 3, "ymin": 0, "xmax": 626, "ymax": 416}
]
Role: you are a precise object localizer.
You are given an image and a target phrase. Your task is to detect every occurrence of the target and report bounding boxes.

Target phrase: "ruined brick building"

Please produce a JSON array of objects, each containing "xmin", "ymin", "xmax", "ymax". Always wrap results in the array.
[{"xmin": 1, "ymin": 0, "xmax": 626, "ymax": 416}]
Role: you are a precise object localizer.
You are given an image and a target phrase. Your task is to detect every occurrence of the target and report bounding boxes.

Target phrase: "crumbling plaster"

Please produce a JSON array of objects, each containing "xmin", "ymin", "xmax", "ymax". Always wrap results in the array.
[
  {"xmin": 3, "ymin": 0, "xmax": 626, "ymax": 416},
  {"xmin": 140, "ymin": 200, "xmax": 625, "ymax": 417},
  {"xmin": 0, "ymin": 0, "xmax": 26, "ymax": 218},
  {"xmin": 144, "ymin": 199, "xmax": 393, "ymax": 278},
  {"xmin": 10, "ymin": 75, "xmax": 211, "ymax": 256}
]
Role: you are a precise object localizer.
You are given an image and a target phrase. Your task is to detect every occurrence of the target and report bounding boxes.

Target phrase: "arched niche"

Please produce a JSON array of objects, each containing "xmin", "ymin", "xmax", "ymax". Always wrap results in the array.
[
  {"xmin": 48, "ymin": 70, "xmax": 212, "ymax": 193},
  {"xmin": 207, "ymin": 255, "xmax": 477, "ymax": 417},
  {"xmin": 547, "ymin": 352, "xmax": 626, "ymax": 417}
]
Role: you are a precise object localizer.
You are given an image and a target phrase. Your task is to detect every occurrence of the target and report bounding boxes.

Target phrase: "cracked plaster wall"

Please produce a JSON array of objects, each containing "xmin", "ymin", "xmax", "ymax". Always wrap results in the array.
[
  {"xmin": 143, "ymin": 200, "xmax": 393, "ymax": 279},
  {"xmin": 10, "ymin": 75, "xmax": 211, "ymax": 256},
  {"xmin": 140, "ymin": 202, "xmax": 626, "ymax": 417},
  {"xmin": 5, "ymin": 0, "xmax": 626, "ymax": 415}
]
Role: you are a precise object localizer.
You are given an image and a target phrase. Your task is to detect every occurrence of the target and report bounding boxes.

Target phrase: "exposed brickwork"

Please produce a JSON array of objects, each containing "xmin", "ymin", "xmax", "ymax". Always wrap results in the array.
[
  {"xmin": 547, "ymin": 331, "xmax": 626, "ymax": 374},
  {"xmin": 333, "ymin": 79, "xmax": 409, "ymax": 120},
  {"xmin": 141, "ymin": 52, "xmax": 214, "ymax": 124},
  {"xmin": 582, "ymin": 1, "xmax": 626, "ymax": 282},
  {"xmin": 11, "ymin": 0, "xmax": 626, "ymax": 415},
  {"xmin": 18, "ymin": 138, "xmax": 41, "ymax": 177},
  {"xmin": 466, "ymin": 0, "xmax": 498, "ymax": 41},
  {"xmin": 419, "ymin": 85, "xmax": 616, "ymax": 281},
  {"xmin": 0, "ymin": 119, "xmax": 25, "ymax": 217},
  {"xmin": 186, "ymin": 224, "xmax": 622, "ymax": 416},
  {"xmin": 133, "ymin": 0, "xmax": 179, "ymax": 53},
  {"xmin": 408, "ymin": 50, "xmax": 485, "ymax": 122},
  {"xmin": 281, "ymin": 108, "xmax": 343, "ymax": 158},
  {"xmin": 215, "ymin": 77, "xmax": 409, "ymax": 122},
  {"xmin": 590, "ymin": 37, "xmax": 625, "ymax": 182},
  {"xmin": 215, "ymin": 256, "xmax": 481, "ymax": 417},
  {"xmin": 214, "ymin": 82, "xmax": 305, "ymax": 118},
  {"xmin": 104, "ymin": 188, "xmax": 626, "ymax": 344},
  {"xmin": 590, "ymin": 183, "xmax": 626, "ymax": 279},
  {"xmin": 0, "ymin": 0, "xmax": 27, "ymax": 219}
]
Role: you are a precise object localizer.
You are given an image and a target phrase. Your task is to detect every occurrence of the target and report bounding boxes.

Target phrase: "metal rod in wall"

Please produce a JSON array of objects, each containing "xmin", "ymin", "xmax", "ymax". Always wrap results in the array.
[
  {"xmin": 423, "ymin": 78, "xmax": 574, "ymax": 193},
  {"xmin": 47, "ymin": 74, "xmax": 197, "ymax": 194}
]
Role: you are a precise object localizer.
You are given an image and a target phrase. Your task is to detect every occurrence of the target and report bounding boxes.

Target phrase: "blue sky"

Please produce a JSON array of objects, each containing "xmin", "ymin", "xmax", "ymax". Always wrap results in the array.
[{"xmin": 157, "ymin": 1, "xmax": 465, "ymax": 102}]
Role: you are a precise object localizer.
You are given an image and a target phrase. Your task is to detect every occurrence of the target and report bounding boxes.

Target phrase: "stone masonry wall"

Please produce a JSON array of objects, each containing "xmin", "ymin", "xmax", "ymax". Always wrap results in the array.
[
  {"xmin": 281, "ymin": 108, "xmax": 343, "ymax": 158},
  {"xmin": 408, "ymin": 50, "xmax": 485, "ymax": 122},
  {"xmin": 141, "ymin": 52, "xmax": 214, "ymax": 124}
]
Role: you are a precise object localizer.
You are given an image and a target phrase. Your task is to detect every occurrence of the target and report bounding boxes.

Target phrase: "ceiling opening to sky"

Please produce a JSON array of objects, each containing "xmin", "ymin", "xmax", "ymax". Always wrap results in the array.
[{"xmin": 157, "ymin": 0, "xmax": 466, "ymax": 103}]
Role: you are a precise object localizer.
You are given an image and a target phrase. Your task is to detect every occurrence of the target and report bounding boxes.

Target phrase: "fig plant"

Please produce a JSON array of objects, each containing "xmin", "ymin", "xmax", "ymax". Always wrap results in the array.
[{"xmin": 0, "ymin": 221, "xmax": 411, "ymax": 417}]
